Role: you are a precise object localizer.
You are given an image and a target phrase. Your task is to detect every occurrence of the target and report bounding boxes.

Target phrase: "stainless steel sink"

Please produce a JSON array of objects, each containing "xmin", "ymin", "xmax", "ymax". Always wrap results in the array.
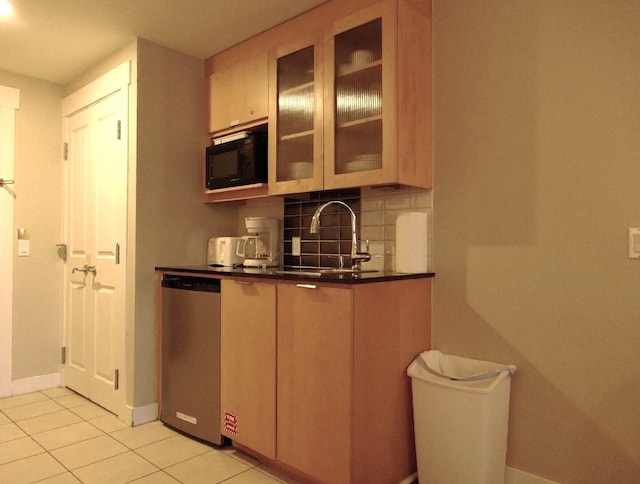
[
  {"xmin": 273, "ymin": 268, "xmax": 378, "ymax": 277},
  {"xmin": 273, "ymin": 270, "xmax": 323, "ymax": 277},
  {"xmin": 318, "ymin": 268, "xmax": 378, "ymax": 274}
]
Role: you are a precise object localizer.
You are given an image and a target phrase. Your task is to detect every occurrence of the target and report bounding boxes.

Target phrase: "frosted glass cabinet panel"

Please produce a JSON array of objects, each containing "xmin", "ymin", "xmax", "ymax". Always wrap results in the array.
[
  {"xmin": 277, "ymin": 47, "xmax": 314, "ymax": 180},
  {"xmin": 266, "ymin": 0, "xmax": 433, "ymax": 196},
  {"xmin": 269, "ymin": 40, "xmax": 324, "ymax": 195},
  {"xmin": 333, "ymin": 19, "xmax": 383, "ymax": 175},
  {"xmin": 324, "ymin": 3, "xmax": 398, "ymax": 189}
]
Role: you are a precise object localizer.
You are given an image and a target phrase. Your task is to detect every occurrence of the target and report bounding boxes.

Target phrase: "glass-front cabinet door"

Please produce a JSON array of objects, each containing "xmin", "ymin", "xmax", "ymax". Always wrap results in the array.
[
  {"xmin": 324, "ymin": 3, "xmax": 396, "ymax": 189},
  {"xmin": 268, "ymin": 38, "xmax": 323, "ymax": 195}
]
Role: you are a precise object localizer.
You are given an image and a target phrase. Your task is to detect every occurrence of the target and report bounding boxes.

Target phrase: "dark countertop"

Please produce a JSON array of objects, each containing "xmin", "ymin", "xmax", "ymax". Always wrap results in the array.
[{"xmin": 155, "ymin": 265, "xmax": 434, "ymax": 285}]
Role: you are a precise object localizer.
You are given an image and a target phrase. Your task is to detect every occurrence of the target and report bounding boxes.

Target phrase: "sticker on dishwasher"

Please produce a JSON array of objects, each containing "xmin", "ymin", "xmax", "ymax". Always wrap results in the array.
[
  {"xmin": 224, "ymin": 411, "xmax": 238, "ymax": 436},
  {"xmin": 176, "ymin": 411, "xmax": 197, "ymax": 425}
]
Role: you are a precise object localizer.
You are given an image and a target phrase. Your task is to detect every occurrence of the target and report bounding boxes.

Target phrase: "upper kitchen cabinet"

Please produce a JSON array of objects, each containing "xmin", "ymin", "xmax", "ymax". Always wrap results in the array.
[
  {"xmin": 324, "ymin": 0, "xmax": 432, "ymax": 189},
  {"xmin": 268, "ymin": 36, "xmax": 324, "ymax": 195},
  {"xmin": 204, "ymin": 0, "xmax": 432, "ymax": 197},
  {"xmin": 208, "ymin": 52, "xmax": 269, "ymax": 134}
]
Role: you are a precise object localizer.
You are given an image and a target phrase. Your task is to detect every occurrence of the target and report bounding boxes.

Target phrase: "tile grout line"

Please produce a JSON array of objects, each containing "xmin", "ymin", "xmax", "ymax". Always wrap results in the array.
[
  {"xmin": 42, "ymin": 393, "xmax": 190, "ymax": 483},
  {"xmin": 40, "ymin": 393, "xmax": 155, "ymax": 482},
  {"xmin": 24, "ymin": 390, "xmax": 158, "ymax": 483},
  {"xmin": 0, "ymin": 390, "xmax": 131, "ymax": 483},
  {"xmin": 2, "ymin": 389, "xmax": 289, "ymax": 484}
]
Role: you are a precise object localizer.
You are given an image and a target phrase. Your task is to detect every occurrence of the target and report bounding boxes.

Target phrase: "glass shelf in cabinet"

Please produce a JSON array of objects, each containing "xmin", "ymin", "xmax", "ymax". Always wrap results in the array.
[
  {"xmin": 279, "ymin": 80, "xmax": 314, "ymax": 97},
  {"xmin": 336, "ymin": 114, "xmax": 382, "ymax": 130},
  {"xmin": 336, "ymin": 60, "xmax": 382, "ymax": 78},
  {"xmin": 280, "ymin": 130, "xmax": 314, "ymax": 141}
]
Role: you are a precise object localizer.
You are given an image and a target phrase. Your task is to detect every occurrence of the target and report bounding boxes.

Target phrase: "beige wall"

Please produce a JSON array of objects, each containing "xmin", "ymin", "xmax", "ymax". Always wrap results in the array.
[
  {"xmin": 68, "ymin": 39, "xmax": 238, "ymax": 411},
  {"xmin": 0, "ymin": 70, "xmax": 63, "ymax": 380},
  {"xmin": 433, "ymin": 1, "xmax": 640, "ymax": 482},
  {"xmin": 133, "ymin": 39, "xmax": 237, "ymax": 408},
  {"xmin": 0, "ymin": 37, "xmax": 242, "ymax": 412}
]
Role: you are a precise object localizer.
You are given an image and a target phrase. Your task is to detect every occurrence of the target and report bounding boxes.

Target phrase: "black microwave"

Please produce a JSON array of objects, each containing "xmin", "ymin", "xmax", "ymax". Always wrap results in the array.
[{"xmin": 206, "ymin": 131, "xmax": 268, "ymax": 190}]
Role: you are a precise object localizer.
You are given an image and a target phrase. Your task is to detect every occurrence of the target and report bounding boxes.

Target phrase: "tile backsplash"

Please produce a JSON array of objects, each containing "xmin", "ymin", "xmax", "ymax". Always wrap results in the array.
[
  {"xmin": 238, "ymin": 186, "xmax": 433, "ymax": 272},
  {"xmin": 360, "ymin": 186, "xmax": 433, "ymax": 272},
  {"xmin": 283, "ymin": 189, "xmax": 361, "ymax": 269}
]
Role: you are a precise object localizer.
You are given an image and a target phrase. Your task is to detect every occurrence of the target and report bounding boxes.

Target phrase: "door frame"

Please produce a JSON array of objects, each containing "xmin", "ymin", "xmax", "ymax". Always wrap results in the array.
[
  {"xmin": 61, "ymin": 61, "xmax": 130, "ymax": 412},
  {"xmin": 0, "ymin": 85, "xmax": 20, "ymax": 397}
]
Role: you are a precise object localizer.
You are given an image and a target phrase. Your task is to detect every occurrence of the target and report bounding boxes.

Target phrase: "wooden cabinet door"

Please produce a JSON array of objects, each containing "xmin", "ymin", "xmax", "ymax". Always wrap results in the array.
[
  {"xmin": 208, "ymin": 52, "xmax": 268, "ymax": 133},
  {"xmin": 351, "ymin": 278, "xmax": 432, "ymax": 482},
  {"xmin": 277, "ymin": 283, "xmax": 353, "ymax": 483},
  {"xmin": 220, "ymin": 279, "xmax": 276, "ymax": 458},
  {"xmin": 324, "ymin": 1, "xmax": 398, "ymax": 189},
  {"xmin": 268, "ymin": 34, "xmax": 324, "ymax": 195}
]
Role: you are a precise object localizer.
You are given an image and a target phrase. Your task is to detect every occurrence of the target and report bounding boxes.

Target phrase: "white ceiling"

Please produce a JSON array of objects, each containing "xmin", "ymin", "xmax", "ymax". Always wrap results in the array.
[{"xmin": 0, "ymin": 0, "xmax": 328, "ymax": 85}]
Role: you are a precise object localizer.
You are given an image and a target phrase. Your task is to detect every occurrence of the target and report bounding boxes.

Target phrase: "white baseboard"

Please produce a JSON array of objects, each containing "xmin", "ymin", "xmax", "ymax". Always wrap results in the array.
[
  {"xmin": 11, "ymin": 372, "xmax": 62, "ymax": 396},
  {"xmin": 122, "ymin": 402, "xmax": 158, "ymax": 427},
  {"xmin": 398, "ymin": 467, "xmax": 558, "ymax": 484},
  {"xmin": 506, "ymin": 466, "xmax": 559, "ymax": 484}
]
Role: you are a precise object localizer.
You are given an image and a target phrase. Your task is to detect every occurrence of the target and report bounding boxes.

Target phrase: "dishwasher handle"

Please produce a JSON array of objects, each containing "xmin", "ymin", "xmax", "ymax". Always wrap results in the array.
[{"xmin": 161, "ymin": 275, "xmax": 220, "ymax": 293}]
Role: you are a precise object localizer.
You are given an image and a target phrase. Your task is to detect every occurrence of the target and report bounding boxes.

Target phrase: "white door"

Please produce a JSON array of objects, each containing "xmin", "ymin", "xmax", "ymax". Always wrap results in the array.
[{"xmin": 63, "ymin": 88, "xmax": 127, "ymax": 414}]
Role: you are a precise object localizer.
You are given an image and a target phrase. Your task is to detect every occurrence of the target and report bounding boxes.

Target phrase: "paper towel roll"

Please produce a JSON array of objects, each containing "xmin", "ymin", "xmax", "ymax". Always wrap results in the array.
[{"xmin": 396, "ymin": 212, "xmax": 428, "ymax": 274}]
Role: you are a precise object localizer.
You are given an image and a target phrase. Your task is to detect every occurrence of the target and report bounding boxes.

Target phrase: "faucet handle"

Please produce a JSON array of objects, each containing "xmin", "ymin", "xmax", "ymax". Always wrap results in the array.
[
  {"xmin": 351, "ymin": 240, "xmax": 372, "ymax": 270},
  {"xmin": 357, "ymin": 238, "xmax": 370, "ymax": 256}
]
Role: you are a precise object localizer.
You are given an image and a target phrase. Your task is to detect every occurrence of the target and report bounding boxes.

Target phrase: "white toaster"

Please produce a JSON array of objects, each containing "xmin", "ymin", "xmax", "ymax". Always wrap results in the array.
[{"xmin": 207, "ymin": 237, "xmax": 244, "ymax": 266}]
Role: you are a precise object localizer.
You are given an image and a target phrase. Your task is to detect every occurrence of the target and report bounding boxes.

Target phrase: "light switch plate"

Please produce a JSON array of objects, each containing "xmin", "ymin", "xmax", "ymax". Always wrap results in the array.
[
  {"xmin": 18, "ymin": 239, "xmax": 30, "ymax": 256},
  {"xmin": 292, "ymin": 236, "xmax": 301, "ymax": 256},
  {"xmin": 629, "ymin": 227, "xmax": 640, "ymax": 259},
  {"xmin": 17, "ymin": 228, "xmax": 30, "ymax": 256}
]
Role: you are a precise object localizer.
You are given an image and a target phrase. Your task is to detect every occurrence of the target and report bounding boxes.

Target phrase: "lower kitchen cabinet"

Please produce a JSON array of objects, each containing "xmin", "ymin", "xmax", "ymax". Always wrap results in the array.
[
  {"xmin": 277, "ymin": 278, "xmax": 431, "ymax": 483},
  {"xmin": 220, "ymin": 279, "xmax": 276, "ymax": 458},
  {"xmin": 277, "ymin": 283, "xmax": 353, "ymax": 483}
]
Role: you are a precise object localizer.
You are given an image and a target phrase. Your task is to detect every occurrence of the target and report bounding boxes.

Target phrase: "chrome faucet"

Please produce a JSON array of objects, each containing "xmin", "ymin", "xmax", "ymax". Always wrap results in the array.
[{"xmin": 309, "ymin": 200, "xmax": 371, "ymax": 270}]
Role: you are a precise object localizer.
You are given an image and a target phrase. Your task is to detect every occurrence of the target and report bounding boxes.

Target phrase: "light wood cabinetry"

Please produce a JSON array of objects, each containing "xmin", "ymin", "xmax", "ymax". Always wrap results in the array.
[
  {"xmin": 220, "ymin": 279, "xmax": 276, "ymax": 458},
  {"xmin": 269, "ymin": 0, "xmax": 432, "ymax": 195},
  {"xmin": 158, "ymin": 271, "xmax": 431, "ymax": 483},
  {"xmin": 205, "ymin": 0, "xmax": 432, "ymax": 199},
  {"xmin": 268, "ymin": 35, "xmax": 325, "ymax": 195},
  {"xmin": 203, "ymin": 183, "xmax": 269, "ymax": 204},
  {"xmin": 208, "ymin": 52, "xmax": 269, "ymax": 134},
  {"xmin": 324, "ymin": 3, "xmax": 387, "ymax": 189},
  {"xmin": 277, "ymin": 283, "xmax": 353, "ymax": 483},
  {"xmin": 324, "ymin": 0, "xmax": 432, "ymax": 190},
  {"xmin": 277, "ymin": 278, "xmax": 431, "ymax": 483}
]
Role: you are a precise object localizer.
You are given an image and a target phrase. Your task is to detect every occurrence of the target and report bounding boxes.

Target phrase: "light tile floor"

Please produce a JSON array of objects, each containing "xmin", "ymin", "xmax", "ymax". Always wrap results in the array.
[{"xmin": 0, "ymin": 388, "xmax": 297, "ymax": 484}]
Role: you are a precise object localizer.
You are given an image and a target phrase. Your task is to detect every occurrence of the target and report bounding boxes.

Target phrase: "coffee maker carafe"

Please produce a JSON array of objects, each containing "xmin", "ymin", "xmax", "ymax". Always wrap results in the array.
[{"xmin": 236, "ymin": 217, "xmax": 280, "ymax": 267}]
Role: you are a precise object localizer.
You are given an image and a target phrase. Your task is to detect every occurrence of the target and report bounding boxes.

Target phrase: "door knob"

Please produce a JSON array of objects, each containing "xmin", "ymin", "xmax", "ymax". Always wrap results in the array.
[{"xmin": 72, "ymin": 264, "xmax": 97, "ymax": 276}]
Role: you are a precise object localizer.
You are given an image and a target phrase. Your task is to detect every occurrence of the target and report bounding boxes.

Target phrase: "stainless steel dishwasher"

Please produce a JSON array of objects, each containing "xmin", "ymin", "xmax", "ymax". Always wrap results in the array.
[{"xmin": 160, "ymin": 274, "xmax": 223, "ymax": 445}]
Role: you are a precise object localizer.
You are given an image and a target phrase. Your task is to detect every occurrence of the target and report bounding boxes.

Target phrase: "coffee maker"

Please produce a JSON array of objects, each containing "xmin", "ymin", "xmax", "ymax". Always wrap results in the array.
[{"xmin": 236, "ymin": 217, "xmax": 280, "ymax": 267}]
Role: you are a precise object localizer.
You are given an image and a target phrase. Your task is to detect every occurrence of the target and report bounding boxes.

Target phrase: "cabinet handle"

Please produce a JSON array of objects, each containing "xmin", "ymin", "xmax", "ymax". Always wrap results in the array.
[
  {"xmin": 296, "ymin": 283, "xmax": 317, "ymax": 289},
  {"xmin": 234, "ymin": 280, "xmax": 253, "ymax": 285}
]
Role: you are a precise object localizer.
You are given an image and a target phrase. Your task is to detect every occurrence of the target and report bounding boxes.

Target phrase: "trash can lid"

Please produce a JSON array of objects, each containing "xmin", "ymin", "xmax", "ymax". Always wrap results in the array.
[{"xmin": 408, "ymin": 350, "xmax": 517, "ymax": 382}]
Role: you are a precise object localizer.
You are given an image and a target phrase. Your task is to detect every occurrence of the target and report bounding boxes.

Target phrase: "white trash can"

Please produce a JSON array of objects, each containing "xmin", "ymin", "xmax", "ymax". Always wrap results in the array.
[{"xmin": 407, "ymin": 350, "xmax": 516, "ymax": 484}]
